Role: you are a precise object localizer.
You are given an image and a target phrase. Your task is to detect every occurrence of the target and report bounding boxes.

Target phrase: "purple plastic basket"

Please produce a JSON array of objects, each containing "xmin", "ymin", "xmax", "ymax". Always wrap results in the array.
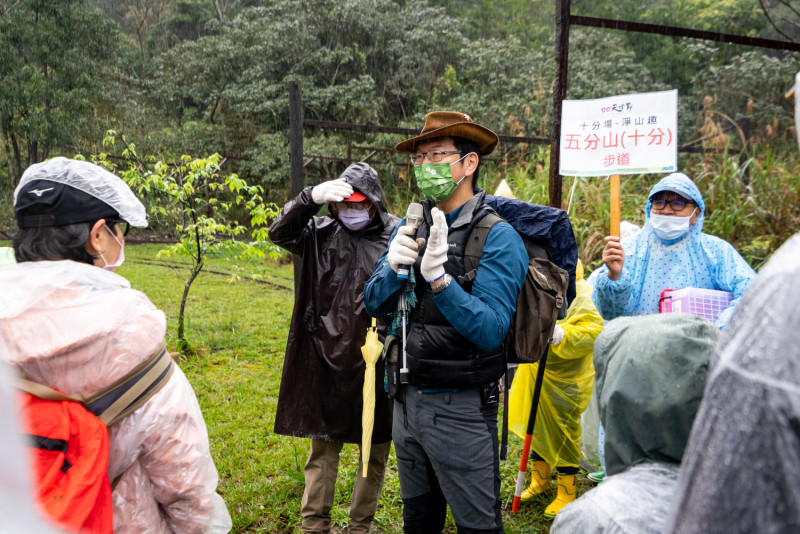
[{"xmin": 659, "ymin": 287, "xmax": 733, "ymax": 323}]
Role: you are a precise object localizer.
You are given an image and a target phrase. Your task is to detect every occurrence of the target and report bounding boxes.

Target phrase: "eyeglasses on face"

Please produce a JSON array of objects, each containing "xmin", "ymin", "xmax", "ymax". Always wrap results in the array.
[
  {"xmin": 410, "ymin": 150, "xmax": 462, "ymax": 165},
  {"xmin": 331, "ymin": 201, "xmax": 371, "ymax": 212},
  {"xmin": 108, "ymin": 220, "xmax": 130, "ymax": 237},
  {"xmin": 651, "ymin": 198, "xmax": 694, "ymax": 211}
]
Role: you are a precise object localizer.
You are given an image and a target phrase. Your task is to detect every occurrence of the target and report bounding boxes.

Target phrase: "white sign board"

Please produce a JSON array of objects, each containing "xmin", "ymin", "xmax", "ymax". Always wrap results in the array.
[{"xmin": 559, "ymin": 89, "xmax": 678, "ymax": 177}]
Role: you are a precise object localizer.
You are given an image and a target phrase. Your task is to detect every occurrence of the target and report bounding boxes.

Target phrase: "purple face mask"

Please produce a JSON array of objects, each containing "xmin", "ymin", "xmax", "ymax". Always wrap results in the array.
[{"xmin": 338, "ymin": 209, "xmax": 371, "ymax": 231}]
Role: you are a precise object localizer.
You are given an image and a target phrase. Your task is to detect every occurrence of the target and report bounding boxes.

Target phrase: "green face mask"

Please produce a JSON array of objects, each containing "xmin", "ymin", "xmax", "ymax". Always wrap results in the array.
[{"xmin": 413, "ymin": 155, "xmax": 468, "ymax": 202}]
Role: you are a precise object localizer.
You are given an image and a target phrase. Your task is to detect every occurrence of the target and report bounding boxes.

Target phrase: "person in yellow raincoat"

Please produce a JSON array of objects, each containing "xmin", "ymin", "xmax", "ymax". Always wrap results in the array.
[{"xmin": 509, "ymin": 260, "xmax": 603, "ymax": 518}]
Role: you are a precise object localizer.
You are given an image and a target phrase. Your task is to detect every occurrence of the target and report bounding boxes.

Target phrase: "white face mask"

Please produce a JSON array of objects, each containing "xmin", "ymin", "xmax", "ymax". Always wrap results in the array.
[
  {"xmin": 650, "ymin": 209, "xmax": 697, "ymax": 241},
  {"xmin": 338, "ymin": 209, "xmax": 371, "ymax": 231},
  {"xmin": 99, "ymin": 224, "xmax": 125, "ymax": 271}
]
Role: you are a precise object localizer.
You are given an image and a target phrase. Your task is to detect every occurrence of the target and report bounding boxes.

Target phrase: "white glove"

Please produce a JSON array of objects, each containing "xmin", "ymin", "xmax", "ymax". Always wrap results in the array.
[
  {"xmin": 549, "ymin": 324, "xmax": 565, "ymax": 345},
  {"xmin": 311, "ymin": 178, "xmax": 353, "ymax": 204},
  {"xmin": 387, "ymin": 225, "xmax": 426, "ymax": 273},
  {"xmin": 420, "ymin": 208, "xmax": 448, "ymax": 282}
]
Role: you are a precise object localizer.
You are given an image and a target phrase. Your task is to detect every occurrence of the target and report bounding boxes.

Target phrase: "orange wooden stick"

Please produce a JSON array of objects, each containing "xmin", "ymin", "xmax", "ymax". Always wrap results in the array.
[{"xmin": 610, "ymin": 175, "xmax": 621, "ymax": 237}]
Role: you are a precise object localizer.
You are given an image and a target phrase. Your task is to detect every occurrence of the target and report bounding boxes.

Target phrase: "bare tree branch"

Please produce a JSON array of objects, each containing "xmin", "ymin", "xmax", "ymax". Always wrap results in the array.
[
  {"xmin": 772, "ymin": 0, "xmax": 800, "ymax": 30},
  {"xmin": 776, "ymin": 0, "xmax": 800, "ymax": 22},
  {"xmin": 0, "ymin": 0, "xmax": 22, "ymax": 18},
  {"xmin": 214, "ymin": 0, "xmax": 230, "ymax": 22},
  {"xmin": 759, "ymin": 0, "xmax": 797, "ymax": 42}
]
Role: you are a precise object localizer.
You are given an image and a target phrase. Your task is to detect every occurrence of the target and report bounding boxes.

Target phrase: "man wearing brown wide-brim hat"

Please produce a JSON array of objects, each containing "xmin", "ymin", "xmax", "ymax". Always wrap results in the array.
[
  {"xmin": 394, "ymin": 111, "xmax": 499, "ymax": 155},
  {"xmin": 364, "ymin": 112, "xmax": 529, "ymax": 533}
]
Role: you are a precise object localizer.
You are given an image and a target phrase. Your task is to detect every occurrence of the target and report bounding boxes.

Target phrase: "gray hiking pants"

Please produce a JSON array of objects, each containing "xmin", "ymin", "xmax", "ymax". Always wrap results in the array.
[{"xmin": 393, "ymin": 386, "xmax": 503, "ymax": 533}]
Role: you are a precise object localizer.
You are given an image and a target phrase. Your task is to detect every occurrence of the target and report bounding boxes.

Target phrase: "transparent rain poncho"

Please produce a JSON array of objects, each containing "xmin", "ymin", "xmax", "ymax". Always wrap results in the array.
[
  {"xmin": 664, "ymin": 232, "xmax": 800, "ymax": 534},
  {"xmin": 552, "ymin": 463, "xmax": 680, "ymax": 534},
  {"xmin": 0, "ymin": 362, "xmax": 61, "ymax": 533},
  {"xmin": 0, "ymin": 260, "xmax": 230, "ymax": 533},
  {"xmin": 551, "ymin": 313, "xmax": 717, "ymax": 533},
  {"xmin": 508, "ymin": 262, "xmax": 603, "ymax": 468},
  {"xmin": 14, "ymin": 157, "xmax": 147, "ymax": 227},
  {"xmin": 579, "ymin": 387, "xmax": 601, "ymax": 465},
  {"xmin": 592, "ymin": 173, "xmax": 756, "ymax": 329},
  {"xmin": 0, "ymin": 247, "xmax": 15, "ymax": 268}
]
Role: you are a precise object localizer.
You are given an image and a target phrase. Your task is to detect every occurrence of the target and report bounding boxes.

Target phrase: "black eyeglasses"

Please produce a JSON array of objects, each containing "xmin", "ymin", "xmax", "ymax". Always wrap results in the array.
[
  {"xmin": 108, "ymin": 219, "xmax": 130, "ymax": 237},
  {"xmin": 651, "ymin": 198, "xmax": 694, "ymax": 211},
  {"xmin": 331, "ymin": 201, "xmax": 371, "ymax": 212},
  {"xmin": 410, "ymin": 150, "xmax": 462, "ymax": 165}
]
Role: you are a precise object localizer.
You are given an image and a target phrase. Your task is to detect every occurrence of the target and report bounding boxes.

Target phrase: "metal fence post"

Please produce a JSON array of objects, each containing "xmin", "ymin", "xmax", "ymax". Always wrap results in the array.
[{"xmin": 549, "ymin": 0, "xmax": 571, "ymax": 210}]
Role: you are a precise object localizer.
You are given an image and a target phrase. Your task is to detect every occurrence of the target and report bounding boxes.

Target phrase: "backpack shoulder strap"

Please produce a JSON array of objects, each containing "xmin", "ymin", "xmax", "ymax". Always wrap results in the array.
[
  {"xmin": 17, "ymin": 378, "xmax": 84, "ymax": 403},
  {"xmin": 86, "ymin": 344, "xmax": 174, "ymax": 426},
  {"xmin": 462, "ymin": 212, "xmax": 504, "ymax": 284},
  {"xmin": 17, "ymin": 344, "xmax": 175, "ymax": 427}
]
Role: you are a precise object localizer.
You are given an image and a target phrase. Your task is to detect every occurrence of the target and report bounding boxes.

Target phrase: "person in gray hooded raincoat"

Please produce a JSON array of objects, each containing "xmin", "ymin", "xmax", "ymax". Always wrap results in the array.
[
  {"xmin": 550, "ymin": 313, "xmax": 718, "ymax": 534},
  {"xmin": 269, "ymin": 162, "xmax": 399, "ymax": 534}
]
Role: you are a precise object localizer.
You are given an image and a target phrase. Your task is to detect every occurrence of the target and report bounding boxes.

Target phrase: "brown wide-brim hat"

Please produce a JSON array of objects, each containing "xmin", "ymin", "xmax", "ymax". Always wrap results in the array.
[{"xmin": 395, "ymin": 111, "xmax": 499, "ymax": 155}]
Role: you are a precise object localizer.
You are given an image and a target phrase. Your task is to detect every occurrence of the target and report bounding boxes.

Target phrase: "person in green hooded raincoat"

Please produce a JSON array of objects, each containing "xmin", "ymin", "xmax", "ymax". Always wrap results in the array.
[{"xmin": 550, "ymin": 313, "xmax": 718, "ymax": 534}]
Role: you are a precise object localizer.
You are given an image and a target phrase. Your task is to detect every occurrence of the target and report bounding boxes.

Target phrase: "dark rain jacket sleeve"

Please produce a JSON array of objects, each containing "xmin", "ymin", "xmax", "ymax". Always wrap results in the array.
[{"xmin": 268, "ymin": 186, "xmax": 320, "ymax": 257}]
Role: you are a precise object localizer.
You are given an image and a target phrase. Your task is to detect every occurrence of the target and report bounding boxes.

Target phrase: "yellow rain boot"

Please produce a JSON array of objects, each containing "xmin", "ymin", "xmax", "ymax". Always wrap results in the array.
[
  {"xmin": 544, "ymin": 474, "xmax": 577, "ymax": 518},
  {"xmin": 520, "ymin": 461, "xmax": 551, "ymax": 500}
]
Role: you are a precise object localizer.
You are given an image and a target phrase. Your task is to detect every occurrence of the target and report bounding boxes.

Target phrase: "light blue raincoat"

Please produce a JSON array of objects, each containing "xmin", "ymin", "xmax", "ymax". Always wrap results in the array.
[{"xmin": 592, "ymin": 173, "xmax": 755, "ymax": 329}]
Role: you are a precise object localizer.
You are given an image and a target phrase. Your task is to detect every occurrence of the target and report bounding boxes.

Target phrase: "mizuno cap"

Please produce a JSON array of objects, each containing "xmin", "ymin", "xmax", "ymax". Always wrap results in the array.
[{"xmin": 14, "ymin": 158, "xmax": 147, "ymax": 229}]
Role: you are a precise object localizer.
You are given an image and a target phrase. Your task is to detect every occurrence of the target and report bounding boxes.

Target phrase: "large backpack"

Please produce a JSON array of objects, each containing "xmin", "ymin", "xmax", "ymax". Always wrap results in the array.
[
  {"xmin": 16, "ymin": 345, "xmax": 174, "ymax": 533},
  {"xmin": 461, "ymin": 212, "xmax": 569, "ymax": 364}
]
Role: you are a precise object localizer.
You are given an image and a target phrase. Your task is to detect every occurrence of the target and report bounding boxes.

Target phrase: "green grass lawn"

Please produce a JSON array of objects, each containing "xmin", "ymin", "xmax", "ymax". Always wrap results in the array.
[{"xmin": 116, "ymin": 243, "xmax": 593, "ymax": 533}]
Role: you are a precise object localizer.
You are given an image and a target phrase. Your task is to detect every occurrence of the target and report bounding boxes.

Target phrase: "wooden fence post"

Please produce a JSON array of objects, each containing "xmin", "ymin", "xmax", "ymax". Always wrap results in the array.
[{"xmin": 289, "ymin": 79, "xmax": 304, "ymax": 290}]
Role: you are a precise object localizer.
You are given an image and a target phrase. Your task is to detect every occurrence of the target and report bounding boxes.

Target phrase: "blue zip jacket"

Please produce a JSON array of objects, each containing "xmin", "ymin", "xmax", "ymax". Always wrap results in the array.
[{"xmin": 365, "ymin": 203, "xmax": 528, "ymax": 352}]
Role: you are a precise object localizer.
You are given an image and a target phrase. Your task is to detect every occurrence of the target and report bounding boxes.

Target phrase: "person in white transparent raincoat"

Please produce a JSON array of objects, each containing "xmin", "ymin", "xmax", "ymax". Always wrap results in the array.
[
  {"xmin": 663, "ymin": 232, "xmax": 800, "ymax": 533},
  {"xmin": 0, "ymin": 158, "xmax": 231, "ymax": 533}
]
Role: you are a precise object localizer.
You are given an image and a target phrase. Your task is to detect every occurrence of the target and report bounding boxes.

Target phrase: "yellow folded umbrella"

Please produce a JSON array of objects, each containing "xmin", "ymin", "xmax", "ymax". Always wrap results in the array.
[{"xmin": 360, "ymin": 317, "xmax": 383, "ymax": 477}]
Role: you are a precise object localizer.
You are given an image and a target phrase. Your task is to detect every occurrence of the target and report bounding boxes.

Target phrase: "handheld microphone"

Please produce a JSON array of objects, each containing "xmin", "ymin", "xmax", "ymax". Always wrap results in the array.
[{"xmin": 397, "ymin": 202, "xmax": 424, "ymax": 280}]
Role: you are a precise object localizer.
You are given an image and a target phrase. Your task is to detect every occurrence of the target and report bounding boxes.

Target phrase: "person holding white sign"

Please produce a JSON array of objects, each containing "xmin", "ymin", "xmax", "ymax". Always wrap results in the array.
[{"xmin": 592, "ymin": 172, "xmax": 755, "ymax": 330}]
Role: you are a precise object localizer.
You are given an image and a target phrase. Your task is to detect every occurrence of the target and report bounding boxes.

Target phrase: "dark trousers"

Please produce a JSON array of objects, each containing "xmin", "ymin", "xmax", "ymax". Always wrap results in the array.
[{"xmin": 393, "ymin": 387, "xmax": 503, "ymax": 534}]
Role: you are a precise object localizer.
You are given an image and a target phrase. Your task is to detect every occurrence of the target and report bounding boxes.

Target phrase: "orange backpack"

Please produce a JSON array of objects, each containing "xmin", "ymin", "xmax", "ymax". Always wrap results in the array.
[{"xmin": 17, "ymin": 346, "xmax": 174, "ymax": 533}]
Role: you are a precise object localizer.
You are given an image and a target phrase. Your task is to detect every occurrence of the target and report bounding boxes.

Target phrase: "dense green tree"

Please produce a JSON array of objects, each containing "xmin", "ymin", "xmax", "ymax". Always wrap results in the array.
[
  {"xmin": 571, "ymin": 0, "xmax": 768, "ymax": 104},
  {"xmin": 150, "ymin": 0, "xmax": 469, "ymax": 193},
  {"xmin": 0, "ymin": 0, "xmax": 116, "ymax": 185},
  {"xmin": 1, "ymin": 0, "xmax": 795, "ymax": 205},
  {"xmin": 428, "ymin": 0, "xmax": 555, "ymax": 46}
]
